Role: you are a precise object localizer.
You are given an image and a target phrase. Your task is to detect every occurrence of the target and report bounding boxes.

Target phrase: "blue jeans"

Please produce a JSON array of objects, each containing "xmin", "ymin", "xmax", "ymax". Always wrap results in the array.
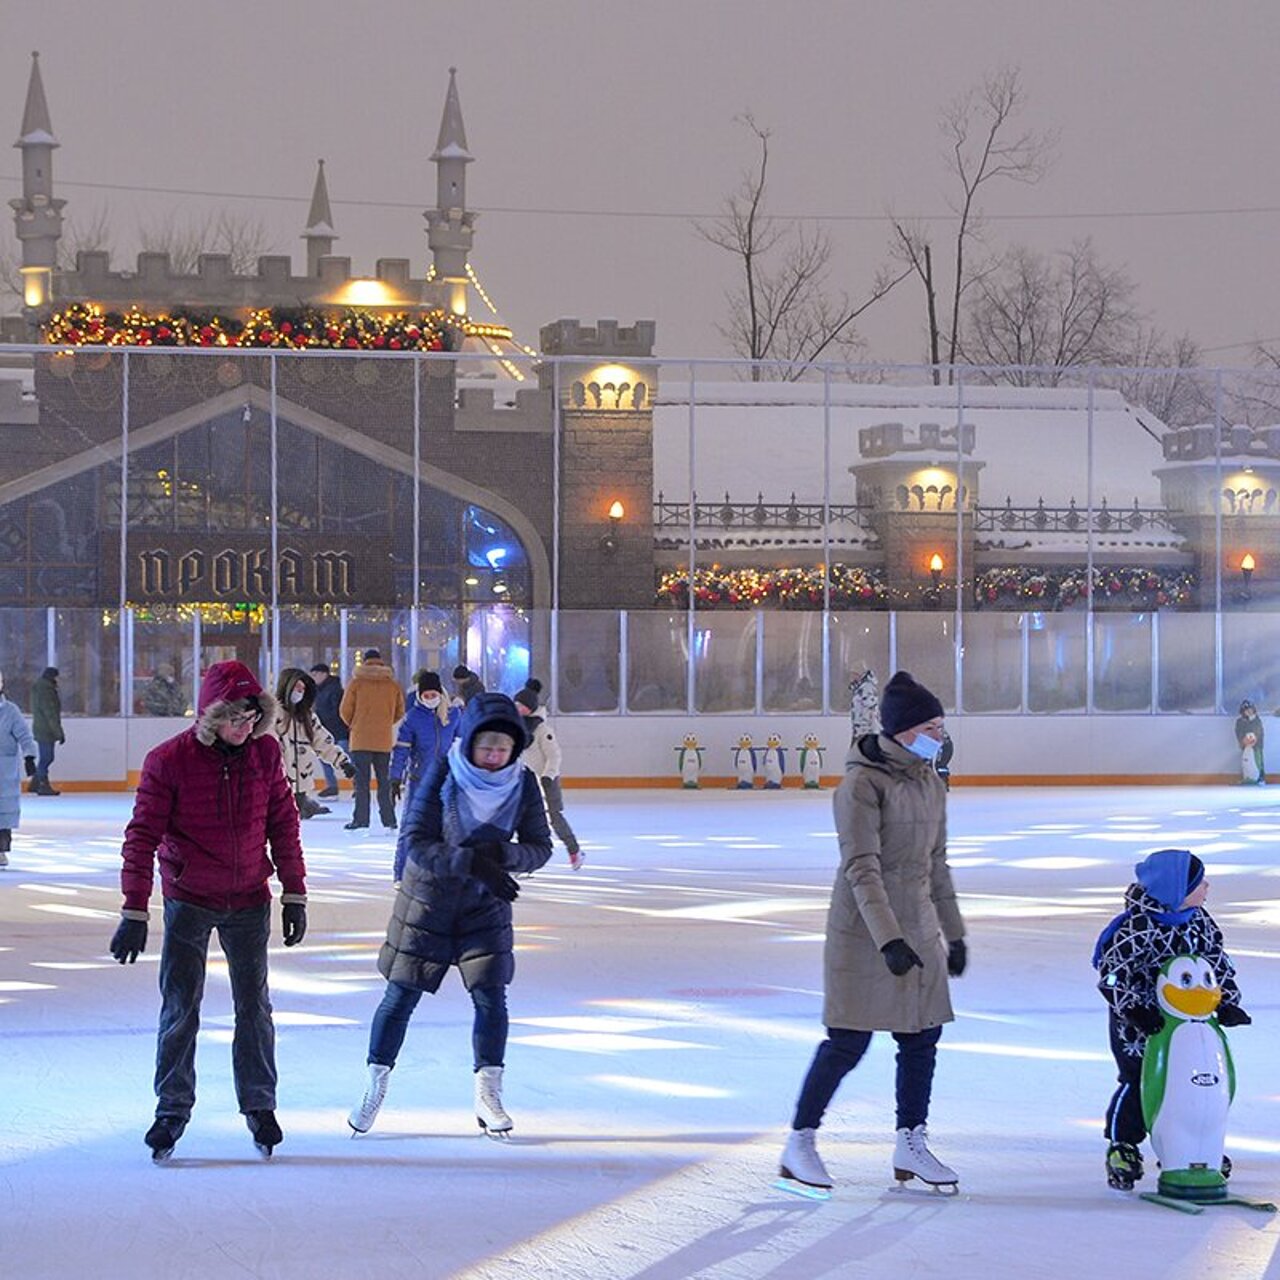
[
  {"xmin": 368, "ymin": 980, "xmax": 508, "ymax": 1071},
  {"xmin": 35, "ymin": 739, "xmax": 56, "ymax": 785},
  {"xmin": 154, "ymin": 898, "xmax": 276, "ymax": 1120},
  {"xmin": 320, "ymin": 736, "xmax": 349, "ymax": 790},
  {"xmin": 792, "ymin": 1025, "xmax": 943, "ymax": 1131}
]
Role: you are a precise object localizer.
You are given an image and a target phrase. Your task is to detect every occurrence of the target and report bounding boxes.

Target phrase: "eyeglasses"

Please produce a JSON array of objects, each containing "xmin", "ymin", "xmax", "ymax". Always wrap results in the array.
[{"xmin": 227, "ymin": 710, "xmax": 262, "ymax": 728}]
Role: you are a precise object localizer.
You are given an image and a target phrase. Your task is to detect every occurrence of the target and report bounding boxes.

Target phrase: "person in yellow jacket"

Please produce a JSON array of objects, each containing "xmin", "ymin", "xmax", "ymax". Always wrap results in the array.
[{"xmin": 340, "ymin": 649, "xmax": 405, "ymax": 831}]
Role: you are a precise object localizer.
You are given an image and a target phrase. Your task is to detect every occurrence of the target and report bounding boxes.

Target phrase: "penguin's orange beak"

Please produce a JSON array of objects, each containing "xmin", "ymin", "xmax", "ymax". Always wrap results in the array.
[{"xmin": 1160, "ymin": 983, "xmax": 1221, "ymax": 1019}]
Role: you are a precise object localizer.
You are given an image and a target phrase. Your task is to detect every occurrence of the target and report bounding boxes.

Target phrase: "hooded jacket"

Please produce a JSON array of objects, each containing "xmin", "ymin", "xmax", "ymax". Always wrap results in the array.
[
  {"xmin": 823, "ymin": 732, "xmax": 964, "ymax": 1033},
  {"xmin": 0, "ymin": 691, "xmax": 36, "ymax": 829},
  {"xmin": 31, "ymin": 668, "xmax": 63, "ymax": 744},
  {"xmin": 379, "ymin": 692, "xmax": 552, "ymax": 992},
  {"xmin": 119, "ymin": 661, "xmax": 306, "ymax": 917},
  {"xmin": 271, "ymin": 668, "xmax": 349, "ymax": 794},
  {"xmin": 339, "ymin": 659, "xmax": 405, "ymax": 753}
]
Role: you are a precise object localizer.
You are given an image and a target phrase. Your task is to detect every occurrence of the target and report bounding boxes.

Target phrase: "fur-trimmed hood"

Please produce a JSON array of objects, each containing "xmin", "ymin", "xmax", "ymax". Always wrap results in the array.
[{"xmin": 195, "ymin": 660, "xmax": 277, "ymax": 746}]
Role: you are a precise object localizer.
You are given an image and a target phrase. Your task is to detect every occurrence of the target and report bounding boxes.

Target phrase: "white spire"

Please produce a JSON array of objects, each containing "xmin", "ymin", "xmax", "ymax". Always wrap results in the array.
[
  {"xmin": 303, "ymin": 159, "xmax": 337, "ymax": 239},
  {"xmin": 430, "ymin": 67, "xmax": 473, "ymax": 164},
  {"xmin": 15, "ymin": 51, "xmax": 58, "ymax": 148}
]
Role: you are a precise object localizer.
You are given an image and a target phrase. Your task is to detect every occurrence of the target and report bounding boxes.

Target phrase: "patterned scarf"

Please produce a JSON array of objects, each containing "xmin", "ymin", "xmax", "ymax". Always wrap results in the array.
[{"xmin": 444, "ymin": 738, "xmax": 524, "ymax": 840}]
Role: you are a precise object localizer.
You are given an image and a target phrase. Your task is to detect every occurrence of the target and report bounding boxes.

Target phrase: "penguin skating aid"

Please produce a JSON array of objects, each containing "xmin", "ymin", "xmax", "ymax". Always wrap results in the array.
[{"xmin": 1137, "ymin": 955, "xmax": 1275, "ymax": 1215}]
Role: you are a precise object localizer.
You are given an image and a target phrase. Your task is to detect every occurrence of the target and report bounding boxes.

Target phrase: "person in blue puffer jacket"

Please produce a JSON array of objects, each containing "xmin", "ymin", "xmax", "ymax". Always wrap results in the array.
[
  {"xmin": 389, "ymin": 671, "xmax": 460, "ymax": 880},
  {"xmin": 348, "ymin": 692, "xmax": 552, "ymax": 1140}
]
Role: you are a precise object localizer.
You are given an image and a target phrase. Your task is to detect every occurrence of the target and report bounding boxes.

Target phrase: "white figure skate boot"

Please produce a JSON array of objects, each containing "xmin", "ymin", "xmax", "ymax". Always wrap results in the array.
[
  {"xmin": 777, "ymin": 1127, "xmax": 834, "ymax": 1198},
  {"xmin": 893, "ymin": 1124, "xmax": 958, "ymax": 1194},
  {"xmin": 348, "ymin": 1063, "xmax": 391, "ymax": 1134},
  {"xmin": 474, "ymin": 1065, "xmax": 513, "ymax": 1137}
]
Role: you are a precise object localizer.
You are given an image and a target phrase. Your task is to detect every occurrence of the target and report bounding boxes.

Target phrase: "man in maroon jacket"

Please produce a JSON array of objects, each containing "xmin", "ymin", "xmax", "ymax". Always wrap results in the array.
[{"xmin": 109, "ymin": 660, "xmax": 308, "ymax": 1162}]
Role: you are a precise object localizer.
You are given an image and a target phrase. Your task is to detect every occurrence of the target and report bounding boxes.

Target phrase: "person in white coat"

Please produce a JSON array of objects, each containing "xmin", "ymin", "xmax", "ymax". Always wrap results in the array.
[
  {"xmin": 0, "ymin": 670, "xmax": 38, "ymax": 867},
  {"xmin": 513, "ymin": 679, "xmax": 583, "ymax": 870}
]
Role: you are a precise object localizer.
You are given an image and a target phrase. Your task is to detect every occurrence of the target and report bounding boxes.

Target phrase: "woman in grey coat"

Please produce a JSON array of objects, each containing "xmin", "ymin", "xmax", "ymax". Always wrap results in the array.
[
  {"xmin": 779, "ymin": 671, "xmax": 967, "ymax": 1196},
  {"xmin": 0, "ymin": 671, "xmax": 38, "ymax": 867}
]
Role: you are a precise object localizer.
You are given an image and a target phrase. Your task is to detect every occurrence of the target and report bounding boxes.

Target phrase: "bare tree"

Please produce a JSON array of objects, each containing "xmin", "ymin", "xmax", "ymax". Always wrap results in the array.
[
  {"xmin": 699, "ymin": 114, "xmax": 907, "ymax": 380},
  {"xmin": 892, "ymin": 68, "xmax": 1057, "ymax": 381},
  {"xmin": 138, "ymin": 209, "xmax": 274, "ymax": 275},
  {"xmin": 1115, "ymin": 329, "xmax": 1208, "ymax": 429},
  {"xmin": 0, "ymin": 204, "xmax": 114, "ymax": 309}
]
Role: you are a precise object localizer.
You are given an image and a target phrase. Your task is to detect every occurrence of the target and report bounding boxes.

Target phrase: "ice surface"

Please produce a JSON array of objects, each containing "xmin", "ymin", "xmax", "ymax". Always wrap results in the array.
[{"xmin": 2, "ymin": 787, "xmax": 1278, "ymax": 1278}]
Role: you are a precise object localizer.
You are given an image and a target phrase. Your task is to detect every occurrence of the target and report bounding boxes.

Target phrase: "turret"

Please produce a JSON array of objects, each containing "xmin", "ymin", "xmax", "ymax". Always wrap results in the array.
[
  {"xmin": 9, "ymin": 51, "xmax": 64, "ymax": 313},
  {"xmin": 424, "ymin": 67, "xmax": 476, "ymax": 316},
  {"xmin": 302, "ymin": 159, "xmax": 337, "ymax": 277}
]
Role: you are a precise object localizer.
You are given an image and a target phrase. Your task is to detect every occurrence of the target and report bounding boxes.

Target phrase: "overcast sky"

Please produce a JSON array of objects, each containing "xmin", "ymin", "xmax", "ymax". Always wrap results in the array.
[{"xmin": 5, "ymin": 1, "xmax": 1278, "ymax": 367}]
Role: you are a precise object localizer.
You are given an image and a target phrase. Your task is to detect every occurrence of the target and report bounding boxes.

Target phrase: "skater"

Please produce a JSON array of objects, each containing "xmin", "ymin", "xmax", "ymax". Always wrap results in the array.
[
  {"xmin": 513, "ymin": 678, "xmax": 584, "ymax": 869},
  {"xmin": 29, "ymin": 666, "xmax": 63, "ymax": 795},
  {"xmin": 107, "ymin": 660, "xmax": 308, "ymax": 1161},
  {"xmin": 0, "ymin": 670, "xmax": 37, "ymax": 868},
  {"xmin": 348, "ymin": 692, "xmax": 552, "ymax": 1138},
  {"xmin": 271, "ymin": 668, "xmax": 354, "ymax": 818},
  {"xmin": 339, "ymin": 649, "xmax": 405, "ymax": 831},
  {"xmin": 389, "ymin": 671, "xmax": 460, "ymax": 880},
  {"xmin": 1093, "ymin": 847, "xmax": 1250, "ymax": 1192},
  {"xmin": 140, "ymin": 664, "xmax": 188, "ymax": 717},
  {"xmin": 452, "ymin": 663, "xmax": 485, "ymax": 708},
  {"xmin": 310, "ymin": 662, "xmax": 347, "ymax": 797},
  {"xmin": 779, "ymin": 670, "xmax": 966, "ymax": 1197},
  {"xmin": 1235, "ymin": 700, "xmax": 1265, "ymax": 785}
]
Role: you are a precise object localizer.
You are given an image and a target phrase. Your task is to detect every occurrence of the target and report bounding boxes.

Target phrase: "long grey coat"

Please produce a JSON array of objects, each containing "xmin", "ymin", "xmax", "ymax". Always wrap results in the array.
[
  {"xmin": 823, "ymin": 733, "xmax": 965, "ymax": 1033},
  {"xmin": 0, "ymin": 697, "xmax": 37, "ymax": 828}
]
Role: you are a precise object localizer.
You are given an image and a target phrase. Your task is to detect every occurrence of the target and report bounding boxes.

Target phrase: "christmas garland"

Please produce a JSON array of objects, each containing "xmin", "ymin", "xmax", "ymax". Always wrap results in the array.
[
  {"xmin": 43, "ymin": 303, "xmax": 466, "ymax": 351},
  {"xmin": 656, "ymin": 564, "xmax": 888, "ymax": 609},
  {"xmin": 973, "ymin": 565, "xmax": 1196, "ymax": 609}
]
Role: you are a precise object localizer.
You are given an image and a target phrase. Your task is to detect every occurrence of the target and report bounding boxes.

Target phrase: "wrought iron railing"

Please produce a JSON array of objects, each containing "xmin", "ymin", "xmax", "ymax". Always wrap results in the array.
[{"xmin": 973, "ymin": 497, "xmax": 1180, "ymax": 535}]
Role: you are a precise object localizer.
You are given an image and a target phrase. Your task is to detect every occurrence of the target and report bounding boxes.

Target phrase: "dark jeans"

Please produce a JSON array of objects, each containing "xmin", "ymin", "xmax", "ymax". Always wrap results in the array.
[
  {"xmin": 792, "ymin": 1024, "xmax": 943, "ymax": 1132},
  {"xmin": 320, "ymin": 736, "xmax": 349, "ymax": 789},
  {"xmin": 351, "ymin": 750, "xmax": 394, "ymax": 826},
  {"xmin": 368, "ymin": 979, "xmax": 508, "ymax": 1071},
  {"xmin": 539, "ymin": 776, "xmax": 580, "ymax": 854},
  {"xmin": 35, "ymin": 739, "xmax": 56, "ymax": 784},
  {"xmin": 1105, "ymin": 1012, "xmax": 1146, "ymax": 1145},
  {"xmin": 154, "ymin": 898, "xmax": 276, "ymax": 1121}
]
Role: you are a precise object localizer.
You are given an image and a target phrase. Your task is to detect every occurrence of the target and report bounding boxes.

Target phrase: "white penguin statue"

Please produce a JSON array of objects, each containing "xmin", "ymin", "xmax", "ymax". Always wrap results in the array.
[
  {"xmin": 760, "ymin": 733, "xmax": 786, "ymax": 789},
  {"xmin": 732, "ymin": 735, "xmax": 757, "ymax": 790},
  {"xmin": 676, "ymin": 733, "xmax": 705, "ymax": 789},
  {"xmin": 798, "ymin": 734, "xmax": 825, "ymax": 789}
]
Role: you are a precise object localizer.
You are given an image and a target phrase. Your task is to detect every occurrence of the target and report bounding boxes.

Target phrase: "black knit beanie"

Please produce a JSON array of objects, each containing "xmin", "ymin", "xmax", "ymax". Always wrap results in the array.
[
  {"xmin": 880, "ymin": 670, "xmax": 945, "ymax": 737},
  {"xmin": 513, "ymin": 678, "xmax": 542, "ymax": 712},
  {"xmin": 418, "ymin": 670, "xmax": 443, "ymax": 695}
]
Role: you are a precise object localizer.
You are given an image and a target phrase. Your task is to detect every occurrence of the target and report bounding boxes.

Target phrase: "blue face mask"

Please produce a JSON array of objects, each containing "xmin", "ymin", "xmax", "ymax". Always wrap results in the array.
[{"xmin": 903, "ymin": 732, "xmax": 942, "ymax": 762}]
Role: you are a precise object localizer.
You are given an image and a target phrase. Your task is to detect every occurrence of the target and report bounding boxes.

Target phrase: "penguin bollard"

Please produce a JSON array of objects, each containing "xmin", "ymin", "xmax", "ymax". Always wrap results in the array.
[{"xmin": 1138, "ymin": 955, "xmax": 1275, "ymax": 1215}]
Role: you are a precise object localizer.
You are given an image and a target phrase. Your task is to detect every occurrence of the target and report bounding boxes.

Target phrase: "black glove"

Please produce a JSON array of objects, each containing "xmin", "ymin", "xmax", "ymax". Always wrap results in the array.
[
  {"xmin": 23, "ymin": 756, "xmax": 35, "ymax": 778},
  {"xmin": 282, "ymin": 901, "xmax": 307, "ymax": 947},
  {"xmin": 390, "ymin": 780, "xmax": 402, "ymax": 806},
  {"xmin": 947, "ymin": 938, "xmax": 967, "ymax": 977},
  {"xmin": 881, "ymin": 938, "xmax": 923, "ymax": 976},
  {"xmin": 1217, "ymin": 1004, "xmax": 1252, "ymax": 1027},
  {"xmin": 110, "ymin": 917, "xmax": 148, "ymax": 964},
  {"xmin": 340, "ymin": 758, "xmax": 356, "ymax": 778},
  {"xmin": 472, "ymin": 845, "xmax": 519, "ymax": 903},
  {"xmin": 1126, "ymin": 1004, "xmax": 1165, "ymax": 1036}
]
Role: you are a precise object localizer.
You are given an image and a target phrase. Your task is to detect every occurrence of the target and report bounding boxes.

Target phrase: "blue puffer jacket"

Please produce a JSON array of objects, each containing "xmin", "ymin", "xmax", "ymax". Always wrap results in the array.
[
  {"xmin": 378, "ymin": 693, "xmax": 553, "ymax": 993},
  {"xmin": 390, "ymin": 698, "xmax": 459, "ymax": 790}
]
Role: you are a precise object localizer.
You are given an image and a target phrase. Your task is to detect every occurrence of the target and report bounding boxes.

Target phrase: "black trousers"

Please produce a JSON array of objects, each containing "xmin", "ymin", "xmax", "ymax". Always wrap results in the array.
[{"xmin": 1104, "ymin": 1012, "xmax": 1146, "ymax": 1145}]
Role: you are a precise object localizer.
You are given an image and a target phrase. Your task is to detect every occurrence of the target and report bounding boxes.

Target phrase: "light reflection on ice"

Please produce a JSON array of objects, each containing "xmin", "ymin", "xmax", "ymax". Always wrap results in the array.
[{"xmin": 593, "ymin": 1074, "xmax": 732, "ymax": 1099}]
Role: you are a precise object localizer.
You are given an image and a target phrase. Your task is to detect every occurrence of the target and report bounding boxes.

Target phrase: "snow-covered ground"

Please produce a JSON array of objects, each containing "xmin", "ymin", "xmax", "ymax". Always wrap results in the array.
[{"xmin": 3, "ymin": 786, "xmax": 1279, "ymax": 1279}]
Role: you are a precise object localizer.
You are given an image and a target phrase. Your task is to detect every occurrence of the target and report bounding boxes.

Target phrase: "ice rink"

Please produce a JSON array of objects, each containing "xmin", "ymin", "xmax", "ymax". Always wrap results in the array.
[{"xmin": 3, "ymin": 784, "xmax": 1279, "ymax": 1279}]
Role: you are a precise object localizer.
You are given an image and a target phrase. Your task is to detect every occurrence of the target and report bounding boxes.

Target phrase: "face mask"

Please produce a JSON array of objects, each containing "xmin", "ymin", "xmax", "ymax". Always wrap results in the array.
[
  {"xmin": 904, "ymin": 732, "xmax": 942, "ymax": 762},
  {"xmin": 421, "ymin": 693, "xmax": 441, "ymax": 708},
  {"xmin": 290, "ymin": 690, "xmax": 305, "ymax": 705}
]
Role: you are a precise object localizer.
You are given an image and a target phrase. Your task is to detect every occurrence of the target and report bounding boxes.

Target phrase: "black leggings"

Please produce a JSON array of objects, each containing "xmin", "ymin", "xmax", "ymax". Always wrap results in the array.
[{"xmin": 791, "ymin": 1025, "xmax": 943, "ymax": 1131}]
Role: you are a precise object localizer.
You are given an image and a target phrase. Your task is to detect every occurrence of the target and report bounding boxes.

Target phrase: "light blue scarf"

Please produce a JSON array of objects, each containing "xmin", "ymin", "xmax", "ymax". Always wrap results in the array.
[{"xmin": 445, "ymin": 738, "xmax": 524, "ymax": 840}]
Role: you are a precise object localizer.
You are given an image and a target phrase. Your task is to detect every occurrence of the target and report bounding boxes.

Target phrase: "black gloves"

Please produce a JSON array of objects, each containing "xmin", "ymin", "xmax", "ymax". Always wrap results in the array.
[
  {"xmin": 1127, "ymin": 1005, "xmax": 1165, "ymax": 1036},
  {"xmin": 881, "ymin": 938, "xmax": 923, "ymax": 976},
  {"xmin": 23, "ymin": 756, "xmax": 35, "ymax": 778},
  {"xmin": 1217, "ymin": 1004, "xmax": 1252, "ymax": 1027},
  {"xmin": 282, "ymin": 902, "xmax": 307, "ymax": 947},
  {"xmin": 110, "ymin": 917, "xmax": 148, "ymax": 964},
  {"xmin": 472, "ymin": 845, "xmax": 519, "ymax": 902},
  {"xmin": 947, "ymin": 938, "xmax": 967, "ymax": 977},
  {"xmin": 340, "ymin": 759, "xmax": 356, "ymax": 779},
  {"xmin": 390, "ymin": 780, "xmax": 402, "ymax": 807}
]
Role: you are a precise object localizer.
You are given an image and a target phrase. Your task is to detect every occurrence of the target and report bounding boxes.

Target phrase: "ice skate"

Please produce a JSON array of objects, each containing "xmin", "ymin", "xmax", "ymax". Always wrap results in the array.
[
  {"xmin": 568, "ymin": 848, "xmax": 584, "ymax": 871},
  {"xmin": 474, "ymin": 1065, "xmax": 513, "ymax": 1137},
  {"xmin": 245, "ymin": 1109, "xmax": 283, "ymax": 1158},
  {"xmin": 1106, "ymin": 1141, "xmax": 1143, "ymax": 1191},
  {"xmin": 144, "ymin": 1116, "xmax": 186, "ymax": 1163},
  {"xmin": 348, "ymin": 1063, "xmax": 391, "ymax": 1135},
  {"xmin": 892, "ymin": 1125, "xmax": 958, "ymax": 1195},
  {"xmin": 775, "ymin": 1127, "xmax": 833, "ymax": 1200}
]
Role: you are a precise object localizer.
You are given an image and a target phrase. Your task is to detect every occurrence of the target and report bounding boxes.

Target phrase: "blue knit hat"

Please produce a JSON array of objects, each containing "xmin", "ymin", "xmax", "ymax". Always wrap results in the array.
[{"xmin": 1134, "ymin": 848, "xmax": 1205, "ymax": 910}]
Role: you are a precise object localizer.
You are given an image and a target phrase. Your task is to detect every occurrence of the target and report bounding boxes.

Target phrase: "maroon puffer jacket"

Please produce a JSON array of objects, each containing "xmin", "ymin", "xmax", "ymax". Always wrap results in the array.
[{"xmin": 120, "ymin": 661, "xmax": 306, "ymax": 914}]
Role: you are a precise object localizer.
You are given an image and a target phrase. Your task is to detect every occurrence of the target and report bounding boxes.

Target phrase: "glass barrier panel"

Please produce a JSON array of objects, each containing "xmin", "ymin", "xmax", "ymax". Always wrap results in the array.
[
  {"xmin": 626, "ymin": 611, "xmax": 689, "ymax": 713},
  {"xmin": 347, "ymin": 609, "xmax": 414, "ymax": 689},
  {"xmin": 1093, "ymin": 613, "xmax": 1153, "ymax": 712},
  {"xmin": 1222, "ymin": 610, "xmax": 1280, "ymax": 716},
  {"xmin": 557, "ymin": 611, "xmax": 620, "ymax": 713},
  {"xmin": 275, "ymin": 605, "xmax": 343, "ymax": 685},
  {"xmin": 57, "ymin": 607, "xmax": 120, "ymax": 716},
  {"xmin": 1156, "ymin": 612, "xmax": 1216, "ymax": 712},
  {"xmin": 0, "ymin": 608, "xmax": 48, "ymax": 712},
  {"xmin": 828, "ymin": 612, "xmax": 891, "ymax": 716},
  {"xmin": 961, "ymin": 612, "xmax": 1023, "ymax": 712},
  {"xmin": 130, "ymin": 605, "xmax": 194, "ymax": 716},
  {"xmin": 895, "ymin": 611, "xmax": 957, "ymax": 710},
  {"xmin": 1027, "ymin": 612, "xmax": 1087, "ymax": 712},
  {"xmin": 693, "ymin": 611, "xmax": 758, "ymax": 714},
  {"xmin": 762, "ymin": 611, "xmax": 824, "ymax": 712}
]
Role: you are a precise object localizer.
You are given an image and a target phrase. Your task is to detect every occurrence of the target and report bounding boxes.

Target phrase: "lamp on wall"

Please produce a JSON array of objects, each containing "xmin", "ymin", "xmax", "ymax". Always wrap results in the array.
[
  {"xmin": 601, "ymin": 500, "xmax": 625, "ymax": 555},
  {"xmin": 929, "ymin": 553, "xmax": 945, "ymax": 590},
  {"xmin": 1240, "ymin": 551, "xmax": 1256, "ymax": 602}
]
